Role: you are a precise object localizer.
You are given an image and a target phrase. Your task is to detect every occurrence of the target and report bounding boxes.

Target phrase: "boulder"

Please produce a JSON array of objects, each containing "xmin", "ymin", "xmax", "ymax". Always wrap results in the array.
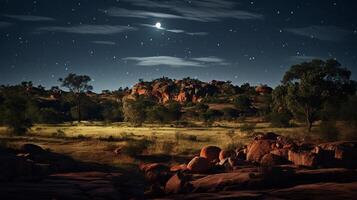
[
  {"xmin": 170, "ymin": 164, "xmax": 187, "ymax": 172},
  {"xmin": 191, "ymin": 172, "xmax": 265, "ymax": 192},
  {"xmin": 200, "ymin": 146, "xmax": 221, "ymax": 162},
  {"xmin": 246, "ymin": 140, "xmax": 275, "ymax": 162},
  {"xmin": 288, "ymin": 150, "xmax": 319, "ymax": 167},
  {"xmin": 219, "ymin": 150, "xmax": 235, "ymax": 161},
  {"xmin": 139, "ymin": 163, "xmax": 171, "ymax": 184},
  {"xmin": 165, "ymin": 172, "xmax": 192, "ymax": 194},
  {"xmin": 260, "ymin": 153, "xmax": 286, "ymax": 166},
  {"xmin": 187, "ymin": 157, "xmax": 210, "ymax": 173},
  {"xmin": 270, "ymin": 148, "xmax": 289, "ymax": 160}
]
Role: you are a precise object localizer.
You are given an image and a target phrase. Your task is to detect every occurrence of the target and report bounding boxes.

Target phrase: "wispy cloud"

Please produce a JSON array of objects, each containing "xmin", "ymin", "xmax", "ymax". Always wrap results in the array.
[
  {"xmin": 3, "ymin": 14, "xmax": 55, "ymax": 21},
  {"xmin": 0, "ymin": 21, "xmax": 12, "ymax": 27},
  {"xmin": 141, "ymin": 24, "xmax": 208, "ymax": 36},
  {"xmin": 284, "ymin": 25, "xmax": 351, "ymax": 41},
  {"xmin": 123, "ymin": 56, "xmax": 228, "ymax": 68},
  {"xmin": 103, "ymin": 0, "xmax": 263, "ymax": 22},
  {"xmin": 290, "ymin": 55, "xmax": 324, "ymax": 62},
  {"xmin": 91, "ymin": 41, "xmax": 116, "ymax": 45},
  {"xmin": 37, "ymin": 25, "xmax": 136, "ymax": 35}
]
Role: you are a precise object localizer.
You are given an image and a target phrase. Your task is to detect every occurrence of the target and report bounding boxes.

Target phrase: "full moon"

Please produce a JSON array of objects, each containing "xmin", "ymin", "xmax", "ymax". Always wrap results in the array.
[{"xmin": 155, "ymin": 22, "xmax": 162, "ymax": 29}]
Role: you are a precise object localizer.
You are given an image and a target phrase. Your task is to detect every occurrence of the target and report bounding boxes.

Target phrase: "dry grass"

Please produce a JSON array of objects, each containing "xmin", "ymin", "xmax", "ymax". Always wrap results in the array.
[{"xmin": 1, "ymin": 120, "xmax": 355, "ymax": 169}]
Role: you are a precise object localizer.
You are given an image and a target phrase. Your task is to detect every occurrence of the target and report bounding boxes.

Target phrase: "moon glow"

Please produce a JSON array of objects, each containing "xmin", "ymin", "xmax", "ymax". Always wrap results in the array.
[{"xmin": 155, "ymin": 22, "xmax": 162, "ymax": 29}]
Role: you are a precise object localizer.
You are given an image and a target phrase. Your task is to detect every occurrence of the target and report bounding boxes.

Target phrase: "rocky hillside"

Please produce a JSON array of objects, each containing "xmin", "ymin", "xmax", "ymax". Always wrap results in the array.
[{"xmin": 127, "ymin": 77, "xmax": 272, "ymax": 104}]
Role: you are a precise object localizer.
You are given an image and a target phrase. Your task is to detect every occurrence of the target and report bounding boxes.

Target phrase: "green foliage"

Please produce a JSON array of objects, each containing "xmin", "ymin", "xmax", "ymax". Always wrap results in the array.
[
  {"xmin": 274, "ymin": 59, "xmax": 356, "ymax": 132},
  {"xmin": 339, "ymin": 95, "xmax": 357, "ymax": 127},
  {"xmin": 222, "ymin": 108, "xmax": 240, "ymax": 120},
  {"xmin": 101, "ymin": 100, "xmax": 123, "ymax": 122},
  {"xmin": 122, "ymin": 138, "xmax": 153, "ymax": 156},
  {"xmin": 233, "ymin": 95, "xmax": 252, "ymax": 112},
  {"xmin": 268, "ymin": 111, "xmax": 293, "ymax": 128},
  {"xmin": 0, "ymin": 94, "xmax": 32, "ymax": 135},
  {"xmin": 59, "ymin": 73, "xmax": 93, "ymax": 122},
  {"xmin": 123, "ymin": 97, "xmax": 153, "ymax": 126}
]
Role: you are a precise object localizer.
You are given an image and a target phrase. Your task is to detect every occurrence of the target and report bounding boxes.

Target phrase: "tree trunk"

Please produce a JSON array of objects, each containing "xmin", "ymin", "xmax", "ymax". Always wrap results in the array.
[
  {"xmin": 77, "ymin": 94, "xmax": 81, "ymax": 123},
  {"xmin": 305, "ymin": 107, "xmax": 312, "ymax": 132}
]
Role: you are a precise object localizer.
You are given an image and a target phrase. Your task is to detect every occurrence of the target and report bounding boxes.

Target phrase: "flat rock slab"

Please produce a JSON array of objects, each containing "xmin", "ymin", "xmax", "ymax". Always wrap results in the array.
[
  {"xmin": 158, "ymin": 182, "xmax": 357, "ymax": 200},
  {"xmin": 0, "ymin": 171, "xmax": 123, "ymax": 200}
]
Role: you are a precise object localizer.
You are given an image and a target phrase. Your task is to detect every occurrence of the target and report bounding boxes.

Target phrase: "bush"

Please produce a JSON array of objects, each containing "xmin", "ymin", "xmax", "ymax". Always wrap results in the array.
[
  {"xmin": 121, "ymin": 138, "xmax": 153, "ymax": 156},
  {"xmin": 0, "ymin": 94, "xmax": 32, "ymax": 135},
  {"xmin": 268, "ymin": 111, "xmax": 292, "ymax": 128},
  {"xmin": 222, "ymin": 108, "xmax": 240, "ymax": 120}
]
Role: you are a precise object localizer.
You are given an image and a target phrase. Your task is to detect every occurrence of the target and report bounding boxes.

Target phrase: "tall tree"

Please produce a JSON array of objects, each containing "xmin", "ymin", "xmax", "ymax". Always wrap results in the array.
[
  {"xmin": 59, "ymin": 73, "xmax": 93, "ymax": 122},
  {"xmin": 275, "ymin": 59, "xmax": 355, "ymax": 132}
]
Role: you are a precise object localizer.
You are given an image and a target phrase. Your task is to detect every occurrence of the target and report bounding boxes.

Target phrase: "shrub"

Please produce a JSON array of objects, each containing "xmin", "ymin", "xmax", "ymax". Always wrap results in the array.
[
  {"xmin": 122, "ymin": 138, "xmax": 153, "ymax": 156},
  {"xmin": 268, "ymin": 111, "xmax": 292, "ymax": 128},
  {"xmin": 0, "ymin": 94, "xmax": 32, "ymax": 135}
]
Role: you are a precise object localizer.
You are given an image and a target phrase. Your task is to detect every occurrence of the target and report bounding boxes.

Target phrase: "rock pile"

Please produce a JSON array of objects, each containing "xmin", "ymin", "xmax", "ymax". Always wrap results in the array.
[{"xmin": 139, "ymin": 132, "xmax": 357, "ymax": 198}]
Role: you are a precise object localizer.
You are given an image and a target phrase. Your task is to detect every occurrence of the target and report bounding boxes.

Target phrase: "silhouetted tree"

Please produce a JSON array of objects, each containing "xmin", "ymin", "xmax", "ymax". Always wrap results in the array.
[
  {"xmin": 276, "ymin": 59, "xmax": 356, "ymax": 132},
  {"xmin": 58, "ymin": 73, "xmax": 93, "ymax": 122}
]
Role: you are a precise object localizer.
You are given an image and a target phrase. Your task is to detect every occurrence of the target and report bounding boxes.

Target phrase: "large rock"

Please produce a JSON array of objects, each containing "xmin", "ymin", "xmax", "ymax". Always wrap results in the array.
[
  {"xmin": 288, "ymin": 150, "xmax": 318, "ymax": 167},
  {"xmin": 165, "ymin": 173, "xmax": 192, "ymax": 194},
  {"xmin": 139, "ymin": 163, "xmax": 171, "ymax": 184},
  {"xmin": 200, "ymin": 146, "xmax": 221, "ymax": 162},
  {"xmin": 246, "ymin": 140, "xmax": 275, "ymax": 162},
  {"xmin": 260, "ymin": 153, "xmax": 286, "ymax": 166},
  {"xmin": 218, "ymin": 150, "xmax": 235, "ymax": 161},
  {"xmin": 187, "ymin": 157, "xmax": 210, "ymax": 174},
  {"xmin": 190, "ymin": 171, "xmax": 265, "ymax": 192}
]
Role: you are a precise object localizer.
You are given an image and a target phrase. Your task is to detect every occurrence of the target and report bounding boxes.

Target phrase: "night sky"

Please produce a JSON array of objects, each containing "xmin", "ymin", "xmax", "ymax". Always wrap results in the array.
[{"xmin": 1, "ymin": 0, "xmax": 357, "ymax": 92}]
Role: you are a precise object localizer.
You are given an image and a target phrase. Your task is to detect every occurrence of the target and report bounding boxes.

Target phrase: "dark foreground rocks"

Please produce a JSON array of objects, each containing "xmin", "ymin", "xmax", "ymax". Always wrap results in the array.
[
  {"xmin": 140, "ymin": 133, "xmax": 357, "ymax": 199},
  {"xmin": 0, "ymin": 143, "xmax": 144, "ymax": 199}
]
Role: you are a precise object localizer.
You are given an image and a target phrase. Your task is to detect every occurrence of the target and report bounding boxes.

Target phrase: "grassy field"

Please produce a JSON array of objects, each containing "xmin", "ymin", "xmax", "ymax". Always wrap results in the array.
[{"xmin": 0, "ymin": 119, "xmax": 354, "ymax": 170}]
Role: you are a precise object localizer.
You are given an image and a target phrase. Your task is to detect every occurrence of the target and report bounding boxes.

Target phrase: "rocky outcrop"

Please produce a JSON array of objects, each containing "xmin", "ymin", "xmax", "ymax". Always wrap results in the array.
[{"xmin": 129, "ymin": 78, "xmax": 238, "ymax": 104}]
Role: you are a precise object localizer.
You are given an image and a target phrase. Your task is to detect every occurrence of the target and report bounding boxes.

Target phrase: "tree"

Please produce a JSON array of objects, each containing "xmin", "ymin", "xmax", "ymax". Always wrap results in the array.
[
  {"xmin": 276, "ymin": 59, "xmax": 356, "ymax": 132},
  {"xmin": 0, "ymin": 94, "xmax": 32, "ymax": 135},
  {"xmin": 58, "ymin": 73, "xmax": 93, "ymax": 122},
  {"xmin": 233, "ymin": 95, "xmax": 252, "ymax": 112},
  {"xmin": 123, "ymin": 97, "xmax": 154, "ymax": 126}
]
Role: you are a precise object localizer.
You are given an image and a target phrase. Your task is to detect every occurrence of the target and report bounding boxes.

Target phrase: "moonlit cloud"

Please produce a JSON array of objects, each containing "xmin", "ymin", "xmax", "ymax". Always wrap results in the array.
[
  {"xmin": 123, "ymin": 56, "xmax": 228, "ymax": 68},
  {"xmin": 290, "ymin": 55, "xmax": 325, "ymax": 62},
  {"xmin": 191, "ymin": 57, "xmax": 225, "ymax": 63},
  {"xmin": 104, "ymin": 0, "xmax": 263, "ymax": 22},
  {"xmin": 141, "ymin": 24, "xmax": 208, "ymax": 36},
  {"xmin": 37, "ymin": 25, "xmax": 137, "ymax": 35},
  {"xmin": 284, "ymin": 25, "xmax": 351, "ymax": 41},
  {"xmin": 3, "ymin": 14, "xmax": 55, "ymax": 21},
  {"xmin": 91, "ymin": 41, "xmax": 116, "ymax": 45}
]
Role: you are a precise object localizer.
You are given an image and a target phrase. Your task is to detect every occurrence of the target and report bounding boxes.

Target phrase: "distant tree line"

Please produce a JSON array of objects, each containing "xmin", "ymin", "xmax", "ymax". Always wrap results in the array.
[{"xmin": 1, "ymin": 60, "xmax": 356, "ymax": 138}]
